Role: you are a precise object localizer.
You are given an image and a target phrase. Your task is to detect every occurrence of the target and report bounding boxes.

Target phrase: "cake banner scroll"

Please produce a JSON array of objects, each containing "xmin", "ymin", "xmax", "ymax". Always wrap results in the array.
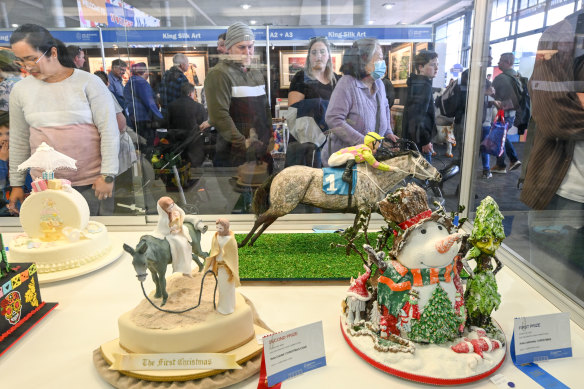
[{"xmin": 109, "ymin": 352, "xmax": 241, "ymax": 371}]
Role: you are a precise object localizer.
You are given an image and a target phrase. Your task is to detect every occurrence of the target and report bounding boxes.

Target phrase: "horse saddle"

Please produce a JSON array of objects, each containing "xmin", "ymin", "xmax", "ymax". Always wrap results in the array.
[{"xmin": 322, "ymin": 165, "xmax": 357, "ymax": 195}]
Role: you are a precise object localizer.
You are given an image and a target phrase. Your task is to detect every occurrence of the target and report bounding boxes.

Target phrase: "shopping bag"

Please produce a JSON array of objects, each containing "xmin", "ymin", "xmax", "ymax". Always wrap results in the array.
[{"xmin": 480, "ymin": 110, "xmax": 508, "ymax": 157}]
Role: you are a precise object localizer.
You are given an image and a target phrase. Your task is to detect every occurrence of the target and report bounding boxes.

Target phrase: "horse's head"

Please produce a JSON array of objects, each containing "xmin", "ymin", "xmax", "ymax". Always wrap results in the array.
[
  {"xmin": 408, "ymin": 152, "xmax": 441, "ymax": 182},
  {"xmin": 375, "ymin": 146, "xmax": 441, "ymax": 182},
  {"xmin": 123, "ymin": 240, "xmax": 148, "ymax": 282}
]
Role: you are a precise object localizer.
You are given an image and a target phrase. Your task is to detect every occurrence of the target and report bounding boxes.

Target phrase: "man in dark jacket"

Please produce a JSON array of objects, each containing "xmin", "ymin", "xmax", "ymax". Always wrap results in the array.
[
  {"xmin": 204, "ymin": 22, "xmax": 272, "ymax": 167},
  {"xmin": 167, "ymin": 83, "xmax": 210, "ymax": 167},
  {"xmin": 160, "ymin": 53, "xmax": 190, "ymax": 117},
  {"xmin": 403, "ymin": 50, "xmax": 439, "ymax": 162}
]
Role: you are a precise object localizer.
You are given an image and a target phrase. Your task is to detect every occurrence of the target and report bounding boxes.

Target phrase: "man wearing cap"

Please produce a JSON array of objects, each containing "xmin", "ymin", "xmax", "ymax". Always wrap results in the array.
[{"xmin": 204, "ymin": 22, "xmax": 272, "ymax": 167}]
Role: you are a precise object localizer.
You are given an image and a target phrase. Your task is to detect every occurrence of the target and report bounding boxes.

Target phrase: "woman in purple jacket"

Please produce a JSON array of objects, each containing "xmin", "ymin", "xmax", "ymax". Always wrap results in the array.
[{"xmin": 324, "ymin": 38, "xmax": 397, "ymax": 165}]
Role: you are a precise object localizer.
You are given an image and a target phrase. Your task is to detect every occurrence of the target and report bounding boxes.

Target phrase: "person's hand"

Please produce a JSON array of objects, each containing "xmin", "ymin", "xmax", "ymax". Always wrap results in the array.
[
  {"xmin": 8, "ymin": 186, "xmax": 24, "ymax": 215},
  {"xmin": 199, "ymin": 121, "xmax": 211, "ymax": 131},
  {"xmin": 493, "ymin": 100, "xmax": 502, "ymax": 109},
  {"xmin": 0, "ymin": 141, "xmax": 8, "ymax": 161},
  {"xmin": 385, "ymin": 133, "xmax": 398, "ymax": 143},
  {"xmin": 422, "ymin": 143, "xmax": 434, "ymax": 155},
  {"xmin": 92, "ymin": 176, "xmax": 114, "ymax": 200}
]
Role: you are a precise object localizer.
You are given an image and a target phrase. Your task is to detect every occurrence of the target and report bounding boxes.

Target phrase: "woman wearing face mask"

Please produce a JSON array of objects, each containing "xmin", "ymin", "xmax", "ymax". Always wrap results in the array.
[
  {"xmin": 324, "ymin": 38, "xmax": 397, "ymax": 165},
  {"xmin": 285, "ymin": 37, "xmax": 340, "ymax": 167}
]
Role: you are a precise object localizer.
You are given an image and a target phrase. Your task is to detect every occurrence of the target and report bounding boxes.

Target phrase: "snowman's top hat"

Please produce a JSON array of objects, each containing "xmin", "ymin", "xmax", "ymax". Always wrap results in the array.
[{"xmin": 379, "ymin": 184, "xmax": 456, "ymax": 258}]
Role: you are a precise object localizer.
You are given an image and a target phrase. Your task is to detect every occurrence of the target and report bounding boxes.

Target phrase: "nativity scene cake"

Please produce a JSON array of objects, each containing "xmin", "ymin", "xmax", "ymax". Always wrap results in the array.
[
  {"xmin": 97, "ymin": 204, "xmax": 269, "ymax": 384},
  {"xmin": 340, "ymin": 184, "xmax": 506, "ymax": 385},
  {"xmin": 7, "ymin": 143, "xmax": 112, "ymax": 273}
]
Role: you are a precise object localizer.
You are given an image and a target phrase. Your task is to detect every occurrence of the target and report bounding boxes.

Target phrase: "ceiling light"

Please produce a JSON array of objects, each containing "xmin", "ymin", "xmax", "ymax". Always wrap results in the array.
[
  {"xmin": 383, "ymin": 3, "xmax": 395, "ymax": 10},
  {"xmin": 241, "ymin": 4, "xmax": 251, "ymax": 10},
  {"xmin": 250, "ymin": 20, "xmax": 257, "ymax": 25},
  {"xmin": 11, "ymin": 23, "xmax": 18, "ymax": 28},
  {"xmin": 368, "ymin": 20, "xmax": 375, "ymax": 25}
]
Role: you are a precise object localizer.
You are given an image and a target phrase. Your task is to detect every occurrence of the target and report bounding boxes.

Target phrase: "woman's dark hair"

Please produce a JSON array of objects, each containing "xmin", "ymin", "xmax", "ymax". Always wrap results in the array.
[
  {"xmin": 340, "ymin": 38, "xmax": 378, "ymax": 80},
  {"xmin": 0, "ymin": 111, "xmax": 9, "ymax": 127},
  {"xmin": 9, "ymin": 23, "xmax": 75, "ymax": 68},
  {"xmin": 94, "ymin": 70, "xmax": 108, "ymax": 85},
  {"xmin": 413, "ymin": 50, "xmax": 438, "ymax": 74}
]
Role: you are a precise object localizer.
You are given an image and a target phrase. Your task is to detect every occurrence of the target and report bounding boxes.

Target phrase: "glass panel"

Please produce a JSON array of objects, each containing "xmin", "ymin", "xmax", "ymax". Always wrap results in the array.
[
  {"xmin": 547, "ymin": 2, "xmax": 576, "ymax": 26},
  {"xmin": 491, "ymin": 17, "xmax": 511, "ymax": 40},
  {"xmin": 470, "ymin": 1, "xmax": 584, "ymax": 307},
  {"xmin": 517, "ymin": 11, "xmax": 545, "ymax": 34}
]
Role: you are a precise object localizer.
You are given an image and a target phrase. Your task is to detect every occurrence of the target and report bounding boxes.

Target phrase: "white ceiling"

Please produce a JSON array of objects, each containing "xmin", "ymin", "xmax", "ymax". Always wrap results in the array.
[{"xmin": 0, "ymin": 0, "xmax": 471, "ymax": 29}]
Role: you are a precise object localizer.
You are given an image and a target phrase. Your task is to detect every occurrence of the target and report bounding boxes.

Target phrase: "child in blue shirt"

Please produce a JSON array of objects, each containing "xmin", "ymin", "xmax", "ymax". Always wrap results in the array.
[{"xmin": 0, "ymin": 112, "xmax": 31, "ymax": 216}]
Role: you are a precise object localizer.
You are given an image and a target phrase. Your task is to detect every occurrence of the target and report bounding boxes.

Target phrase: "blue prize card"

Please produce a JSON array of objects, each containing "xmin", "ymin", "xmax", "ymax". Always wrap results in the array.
[{"xmin": 263, "ymin": 321, "xmax": 326, "ymax": 386}]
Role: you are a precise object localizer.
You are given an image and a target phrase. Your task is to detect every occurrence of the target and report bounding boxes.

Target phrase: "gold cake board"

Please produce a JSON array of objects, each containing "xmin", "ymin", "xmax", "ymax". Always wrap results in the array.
[{"xmin": 99, "ymin": 323, "xmax": 269, "ymax": 382}]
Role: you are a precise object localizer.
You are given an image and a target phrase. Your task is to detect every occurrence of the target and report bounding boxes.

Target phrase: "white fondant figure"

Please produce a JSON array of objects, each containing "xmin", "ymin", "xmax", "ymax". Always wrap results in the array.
[
  {"xmin": 204, "ymin": 218, "xmax": 240, "ymax": 315},
  {"xmin": 152, "ymin": 197, "xmax": 196, "ymax": 276}
]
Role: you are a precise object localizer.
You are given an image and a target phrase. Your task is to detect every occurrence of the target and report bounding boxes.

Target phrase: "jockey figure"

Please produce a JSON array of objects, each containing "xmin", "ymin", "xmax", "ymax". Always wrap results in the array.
[{"xmin": 328, "ymin": 132, "xmax": 394, "ymax": 184}]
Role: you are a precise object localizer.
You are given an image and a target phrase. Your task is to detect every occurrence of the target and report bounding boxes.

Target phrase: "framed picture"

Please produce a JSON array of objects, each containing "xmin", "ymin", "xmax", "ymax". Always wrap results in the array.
[
  {"xmin": 415, "ymin": 42, "xmax": 429, "ymax": 53},
  {"xmin": 162, "ymin": 52, "xmax": 208, "ymax": 86},
  {"xmin": 389, "ymin": 44, "xmax": 413, "ymax": 86},
  {"xmin": 279, "ymin": 50, "xmax": 343, "ymax": 89},
  {"xmin": 88, "ymin": 56, "xmax": 149, "ymax": 85}
]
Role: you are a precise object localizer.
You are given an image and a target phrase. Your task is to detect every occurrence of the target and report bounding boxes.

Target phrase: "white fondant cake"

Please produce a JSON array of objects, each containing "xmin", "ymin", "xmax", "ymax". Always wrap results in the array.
[
  {"xmin": 8, "ymin": 186, "xmax": 112, "ymax": 273},
  {"xmin": 118, "ymin": 273, "xmax": 255, "ymax": 354}
]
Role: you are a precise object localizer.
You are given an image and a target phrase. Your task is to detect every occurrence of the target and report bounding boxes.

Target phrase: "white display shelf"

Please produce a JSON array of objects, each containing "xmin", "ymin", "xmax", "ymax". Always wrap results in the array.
[{"xmin": 0, "ymin": 230, "xmax": 583, "ymax": 388}]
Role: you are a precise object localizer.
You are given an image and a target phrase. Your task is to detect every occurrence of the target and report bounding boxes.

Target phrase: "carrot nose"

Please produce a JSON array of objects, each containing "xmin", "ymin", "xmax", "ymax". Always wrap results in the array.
[{"xmin": 435, "ymin": 233, "xmax": 462, "ymax": 254}]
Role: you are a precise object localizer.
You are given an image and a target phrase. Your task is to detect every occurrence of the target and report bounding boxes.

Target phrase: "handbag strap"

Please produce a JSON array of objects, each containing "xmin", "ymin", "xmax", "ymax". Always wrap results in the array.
[{"xmin": 375, "ymin": 91, "xmax": 381, "ymax": 133}]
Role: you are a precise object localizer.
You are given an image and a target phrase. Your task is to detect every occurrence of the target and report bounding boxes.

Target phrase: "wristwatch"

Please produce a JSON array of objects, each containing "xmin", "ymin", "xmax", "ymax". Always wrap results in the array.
[{"xmin": 102, "ymin": 174, "xmax": 115, "ymax": 183}]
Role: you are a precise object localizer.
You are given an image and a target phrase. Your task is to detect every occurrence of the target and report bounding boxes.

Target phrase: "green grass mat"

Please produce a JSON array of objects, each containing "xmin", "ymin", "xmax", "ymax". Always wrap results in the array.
[{"xmin": 236, "ymin": 232, "xmax": 379, "ymax": 280}]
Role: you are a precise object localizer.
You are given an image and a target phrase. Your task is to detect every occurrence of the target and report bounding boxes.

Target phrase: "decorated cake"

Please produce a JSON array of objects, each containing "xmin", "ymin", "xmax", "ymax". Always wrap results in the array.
[
  {"xmin": 97, "ymin": 212, "xmax": 268, "ymax": 384},
  {"xmin": 1, "ymin": 236, "xmax": 57, "ymax": 355},
  {"xmin": 340, "ymin": 184, "xmax": 506, "ymax": 385},
  {"xmin": 7, "ymin": 143, "xmax": 112, "ymax": 274}
]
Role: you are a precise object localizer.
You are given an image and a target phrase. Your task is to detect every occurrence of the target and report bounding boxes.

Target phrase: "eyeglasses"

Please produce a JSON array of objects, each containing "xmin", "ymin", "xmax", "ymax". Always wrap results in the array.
[{"xmin": 13, "ymin": 49, "xmax": 49, "ymax": 69}]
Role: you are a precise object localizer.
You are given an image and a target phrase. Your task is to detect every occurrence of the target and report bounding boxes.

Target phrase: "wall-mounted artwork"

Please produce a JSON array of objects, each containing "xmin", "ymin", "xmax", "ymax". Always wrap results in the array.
[
  {"xmin": 389, "ymin": 44, "xmax": 412, "ymax": 86},
  {"xmin": 88, "ymin": 56, "xmax": 149, "ymax": 85},
  {"xmin": 279, "ymin": 50, "xmax": 342, "ymax": 89},
  {"xmin": 162, "ymin": 53, "xmax": 208, "ymax": 86}
]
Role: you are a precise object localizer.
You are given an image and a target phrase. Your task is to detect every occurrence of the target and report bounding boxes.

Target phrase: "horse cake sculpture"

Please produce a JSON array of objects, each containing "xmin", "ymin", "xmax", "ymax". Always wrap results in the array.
[
  {"xmin": 241, "ymin": 147, "xmax": 441, "ymax": 247},
  {"xmin": 340, "ymin": 184, "xmax": 506, "ymax": 385},
  {"xmin": 97, "ymin": 214, "xmax": 270, "ymax": 385}
]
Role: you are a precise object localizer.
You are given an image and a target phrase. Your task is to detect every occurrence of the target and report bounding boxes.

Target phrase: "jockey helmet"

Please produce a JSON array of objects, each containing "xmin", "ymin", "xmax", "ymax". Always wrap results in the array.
[{"xmin": 364, "ymin": 132, "xmax": 384, "ymax": 148}]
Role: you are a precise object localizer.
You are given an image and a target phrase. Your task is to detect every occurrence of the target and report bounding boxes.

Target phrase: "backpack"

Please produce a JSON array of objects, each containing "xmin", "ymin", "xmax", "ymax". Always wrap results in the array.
[
  {"xmin": 505, "ymin": 73, "xmax": 531, "ymax": 135},
  {"xmin": 435, "ymin": 79, "xmax": 460, "ymax": 118}
]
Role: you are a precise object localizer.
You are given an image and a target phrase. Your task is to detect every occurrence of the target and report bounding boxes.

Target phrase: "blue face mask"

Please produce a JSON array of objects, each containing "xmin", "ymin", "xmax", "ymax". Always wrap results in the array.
[{"xmin": 371, "ymin": 60, "xmax": 386, "ymax": 80}]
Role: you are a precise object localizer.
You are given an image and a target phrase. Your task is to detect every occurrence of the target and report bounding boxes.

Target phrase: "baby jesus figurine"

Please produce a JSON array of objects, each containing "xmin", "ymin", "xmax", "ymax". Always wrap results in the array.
[
  {"xmin": 168, "ymin": 208, "xmax": 183, "ymax": 234},
  {"xmin": 156, "ymin": 196, "xmax": 193, "ymax": 277}
]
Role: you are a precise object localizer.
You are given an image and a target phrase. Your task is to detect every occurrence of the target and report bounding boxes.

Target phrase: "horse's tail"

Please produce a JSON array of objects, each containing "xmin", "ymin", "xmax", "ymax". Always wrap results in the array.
[{"xmin": 252, "ymin": 174, "xmax": 276, "ymax": 216}]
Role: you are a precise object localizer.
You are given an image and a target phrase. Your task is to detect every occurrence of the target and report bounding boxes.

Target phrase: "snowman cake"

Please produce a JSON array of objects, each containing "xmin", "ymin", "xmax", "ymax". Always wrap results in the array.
[
  {"xmin": 8, "ymin": 143, "xmax": 112, "ymax": 273},
  {"xmin": 340, "ymin": 184, "xmax": 506, "ymax": 385}
]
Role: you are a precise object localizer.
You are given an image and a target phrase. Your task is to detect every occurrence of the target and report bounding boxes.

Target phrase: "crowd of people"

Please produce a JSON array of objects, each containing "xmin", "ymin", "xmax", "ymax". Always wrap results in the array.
[{"xmin": 1, "ymin": 19, "xmax": 572, "ymax": 219}]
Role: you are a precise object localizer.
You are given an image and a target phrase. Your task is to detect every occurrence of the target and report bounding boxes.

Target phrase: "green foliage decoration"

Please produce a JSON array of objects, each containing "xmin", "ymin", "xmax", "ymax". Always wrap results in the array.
[{"xmin": 409, "ymin": 285, "xmax": 459, "ymax": 344}]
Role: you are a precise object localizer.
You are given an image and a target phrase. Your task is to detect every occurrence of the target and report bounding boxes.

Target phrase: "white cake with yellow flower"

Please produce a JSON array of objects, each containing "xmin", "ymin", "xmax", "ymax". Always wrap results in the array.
[{"xmin": 7, "ymin": 143, "xmax": 112, "ymax": 274}]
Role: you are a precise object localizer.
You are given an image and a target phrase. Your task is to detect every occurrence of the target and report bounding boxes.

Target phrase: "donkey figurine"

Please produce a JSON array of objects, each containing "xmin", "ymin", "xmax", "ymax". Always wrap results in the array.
[{"xmin": 123, "ymin": 221, "xmax": 208, "ymax": 306}]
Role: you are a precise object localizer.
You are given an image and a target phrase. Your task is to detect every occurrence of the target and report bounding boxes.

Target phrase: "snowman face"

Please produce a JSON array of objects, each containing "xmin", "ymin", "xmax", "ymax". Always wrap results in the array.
[{"xmin": 397, "ymin": 220, "xmax": 460, "ymax": 269}]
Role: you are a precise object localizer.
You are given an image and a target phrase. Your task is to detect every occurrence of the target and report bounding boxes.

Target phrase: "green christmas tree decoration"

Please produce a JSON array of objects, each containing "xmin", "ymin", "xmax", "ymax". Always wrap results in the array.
[
  {"xmin": 466, "ymin": 272, "xmax": 501, "ymax": 328},
  {"xmin": 409, "ymin": 285, "xmax": 459, "ymax": 344}
]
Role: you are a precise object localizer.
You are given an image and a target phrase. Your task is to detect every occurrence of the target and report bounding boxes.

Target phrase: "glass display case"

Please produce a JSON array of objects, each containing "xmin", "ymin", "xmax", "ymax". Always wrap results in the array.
[{"xmin": 0, "ymin": 0, "xmax": 582, "ymax": 329}]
